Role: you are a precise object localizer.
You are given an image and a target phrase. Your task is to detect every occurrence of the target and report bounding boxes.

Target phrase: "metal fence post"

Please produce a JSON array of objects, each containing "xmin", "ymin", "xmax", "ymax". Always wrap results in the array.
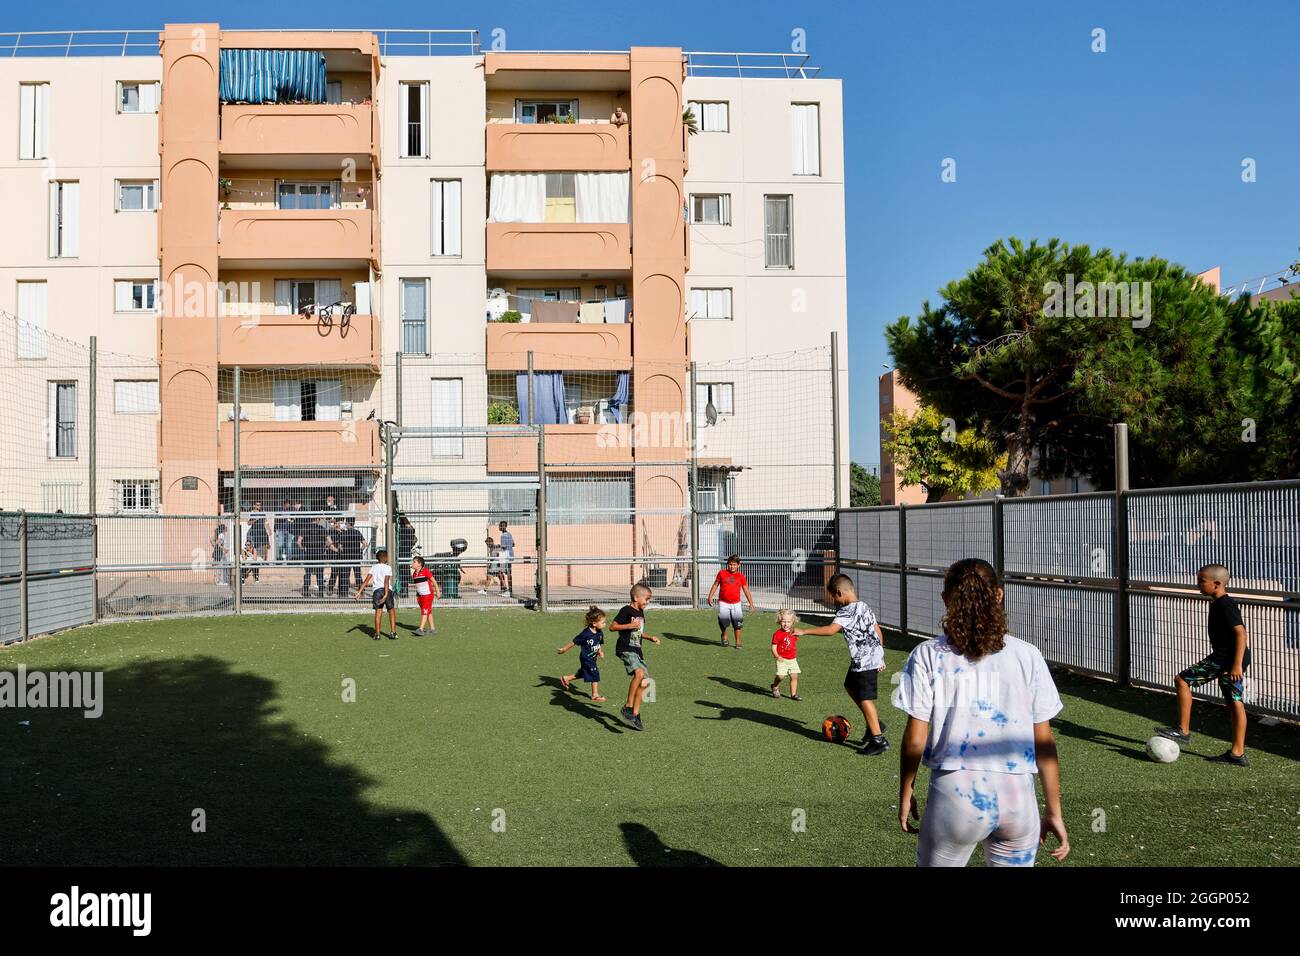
[
  {"xmin": 529, "ymin": 351, "xmax": 547, "ymax": 611},
  {"xmin": 1114, "ymin": 423, "xmax": 1131, "ymax": 685},
  {"xmin": 688, "ymin": 360, "xmax": 700, "ymax": 609},
  {"xmin": 992, "ymin": 493, "xmax": 1005, "ymax": 581},
  {"xmin": 232, "ymin": 366, "xmax": 242, "ymax": 614},
  {"xmin": 18, "ymin": 511, "xmax": 28, "ymax": 641},
  {"xmin": 898, "ymin": 502, "xmax": 908, "ymax": 642},
  {"xmin": 830, "ymin": 331, "xmax": 842, "ymax": 511},
  {"xmin": 395, "ymin": 350, "xmax": 403, "ymax": 428},
  {"xmin": 384, "ymin": 421, "xmax": 397, "ymax": 581},
  {"xmin": 88, "ymin": 335, "xmax": 97, "ymax": 516}
]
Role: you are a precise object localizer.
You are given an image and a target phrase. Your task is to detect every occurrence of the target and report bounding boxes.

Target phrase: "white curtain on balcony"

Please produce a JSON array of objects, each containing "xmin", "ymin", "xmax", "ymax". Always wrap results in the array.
[
  {"xmin": 574, "ymin": 172, "xmax": 630, "ymax": 223},
  {"xmin": 488, "ymin": 172, "xmax": 545, "ymax": 223}
]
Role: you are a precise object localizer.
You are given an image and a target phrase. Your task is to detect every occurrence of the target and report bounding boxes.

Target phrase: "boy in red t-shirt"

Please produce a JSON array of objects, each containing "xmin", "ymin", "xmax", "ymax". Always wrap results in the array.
[
  {"xmin": 770, "ymin": 609, "xmax": 802, "ymax": 699},
  {"xmin": 409, "ymin": 555, "xmax": 440, "ymax": 636},
  {"xmin": 707, "ymin": 554, "xmax": 755, "ymax": 649}
]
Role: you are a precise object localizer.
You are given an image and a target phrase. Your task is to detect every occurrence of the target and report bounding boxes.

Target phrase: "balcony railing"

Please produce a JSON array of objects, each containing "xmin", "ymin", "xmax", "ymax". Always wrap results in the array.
[
  {"xmin": 683, "ymin": 51, "xmax": 822, "ymax": 78},
  {"xmin": 0, "ymin": 28, "xmax": 481, "ymax": 57},
  {"xmin": 220, "ymin": 177, "xmax": 374, "ymax": 210}
]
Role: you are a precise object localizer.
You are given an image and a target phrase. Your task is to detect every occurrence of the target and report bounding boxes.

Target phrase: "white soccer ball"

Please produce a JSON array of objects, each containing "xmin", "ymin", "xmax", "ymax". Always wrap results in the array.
[{"xmin": 1145, "ymin": 735, "xmax": 1180, "ymax": 763}]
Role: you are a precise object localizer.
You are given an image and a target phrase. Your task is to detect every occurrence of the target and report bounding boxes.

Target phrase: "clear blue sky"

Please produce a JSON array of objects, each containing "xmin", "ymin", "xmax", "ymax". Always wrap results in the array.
[{"xmin": 11, "ymin": 1, "xmax": 1299, "ymax": 466}]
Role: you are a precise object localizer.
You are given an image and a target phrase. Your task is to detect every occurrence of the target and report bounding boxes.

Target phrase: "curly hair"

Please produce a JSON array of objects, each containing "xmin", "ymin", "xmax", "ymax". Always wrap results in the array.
[
  {"xmin": 584, "ymin": 605, "xmax": 607, "ymax": 628},
  {"xmin": 940, "ymin": 558, "xmax": 1007, "ymax": 660}
]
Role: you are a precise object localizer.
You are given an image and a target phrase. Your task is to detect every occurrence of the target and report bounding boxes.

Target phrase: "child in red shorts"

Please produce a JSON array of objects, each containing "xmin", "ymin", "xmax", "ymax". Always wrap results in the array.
[{"xmin": 410, "ymin": 555, "xmax": 440, "ymax": 636}]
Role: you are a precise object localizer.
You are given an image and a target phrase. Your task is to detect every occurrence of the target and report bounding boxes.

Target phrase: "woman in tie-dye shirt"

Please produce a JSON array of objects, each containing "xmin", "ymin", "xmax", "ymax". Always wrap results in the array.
[{"xmin": 893, "ymin": 558, "xmax": 1070, "ymax": 867}]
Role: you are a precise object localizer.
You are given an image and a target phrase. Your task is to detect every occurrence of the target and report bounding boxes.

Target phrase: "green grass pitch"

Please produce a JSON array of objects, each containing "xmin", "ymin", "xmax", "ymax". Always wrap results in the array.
[{"xmin": 2, "ymin": 608, "xmax": 1296, "ymax": 866}]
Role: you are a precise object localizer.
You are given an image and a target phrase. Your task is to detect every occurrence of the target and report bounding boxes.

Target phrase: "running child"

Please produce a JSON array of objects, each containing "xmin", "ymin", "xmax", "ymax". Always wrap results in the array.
[
  {"xmin": 610, "ymin": 583, "xmax": 661, "ymax": 731},
  {"xmin": 893, "ymin": 558, "xmax": 1069, "ymax": 867},
  {"xmin": 770, "ymin": 609, "xmax": 802, "ymax": 699},
  {"xmin": 354, "ymin": 547, "xmax": 396, "ymax": 641},
  {"xmin": 795, "ymin": 573, "xmax": 890, "ymax": 754},
  {"xmin": 708, "ymin": 554, "xmax": 754, "ymax": 648},
  {"xmin": 558, "ymin": 605, "xmax": 607, "ymax": 702},
  {"xmin": 1156, "ymin": 563, "xmax": 1252, "ymax": 766},
  {"xmin": 409, "ymin": 554, "xmax": 440, "ymax": 636}
]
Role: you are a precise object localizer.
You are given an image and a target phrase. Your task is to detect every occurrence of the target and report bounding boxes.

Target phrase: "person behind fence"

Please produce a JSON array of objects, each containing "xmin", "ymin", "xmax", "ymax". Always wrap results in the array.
[
  {"xmin": 485, "ymin": 536, "xmax": 507, "ymax": 592},
  {"xmin": 239, "ymin": 540, "xmax": 263, "ymax": 584},
  {"xmin": 325, "ymin": 517, "xmax": 346, "ymax": 598},
  {"xmin": 892, "ymin": 558, "xmax": 1069, "ymax": 867},
  {"xmin": 274, "ymin": 499, "xmax": 293, "ymax": 562},
  {"xmin": 559, "ymin": 605, "xmax": 607, "ymax": 703},
  {"xmin": 211, "ymin": 520, "xmax": 230, "ymax": 586},
  {"xmin": 300, "ymin": 517, "xmax": 327, "ymax": 598},
  {"xmin": 770, "ymin": 609, "xmax": 802, "ymax": 700},
  {"xmin": 794, "ymin": 573, "xmax": 889, "ymax": 755},
  {"xmin": 708, "ymin": 553, "xmax": 754, "ymax": 649},
  {"xmin": 355, "ymin": 547, "xmax": 396, "ymax": 641},
  {"xmin": 409, "ymin": 555, "xmax": 440, "ymax": 636},
  {"xmin": 337, "ymin": 517, "xmax": 366, "ymax": 597},
  {"xmin": 497, "ymin": 520, "xmax": 515, "ymax": 595},
  {"xmin": 246, "ymin": 501, "xmax": 269, "ymax": 560},
  {"xmin": 611, "ymin": 583, "xmax": 661, "ymax": 731},
  {"xmin": 1155, "ymin": 563, "xmax": 1252, "ymax": 767}
]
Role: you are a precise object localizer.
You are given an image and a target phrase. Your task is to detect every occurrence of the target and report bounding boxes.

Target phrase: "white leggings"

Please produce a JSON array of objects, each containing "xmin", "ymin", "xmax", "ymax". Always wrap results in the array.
[{"xmin": 917, "ymin": 769, "xmax": 1040, "ymax": 867}]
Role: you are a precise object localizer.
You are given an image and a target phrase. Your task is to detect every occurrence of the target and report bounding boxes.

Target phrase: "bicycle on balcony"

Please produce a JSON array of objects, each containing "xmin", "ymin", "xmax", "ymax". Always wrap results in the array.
[{"xmin": 307, "ymin": 301, "xmax": 356, "ymax": 338}]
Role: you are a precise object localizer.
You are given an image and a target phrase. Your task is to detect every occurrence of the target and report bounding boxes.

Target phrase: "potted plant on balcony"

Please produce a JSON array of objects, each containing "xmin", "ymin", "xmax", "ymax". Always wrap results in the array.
[
  {"xmin": 219, "ymin": 177, "xmax": 233, "ymax": 209},
  {"xmin": 496, "ymin": 310, "xmax": 522, "ymax": 324},
  {"xmin": 487, "ymin": 401, "xmax": 520, "ymax": 425},
  {"xmin": 543, "ymin": 113, "xmax": 577, "ymax": 124},
  {"xmin": 574, "ymin": 405, "xmax": 595, "ymax": 425}
]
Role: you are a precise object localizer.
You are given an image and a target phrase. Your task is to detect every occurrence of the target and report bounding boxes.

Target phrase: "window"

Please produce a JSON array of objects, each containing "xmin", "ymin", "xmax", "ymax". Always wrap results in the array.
[
  {"xmin": 696, "ymin": 382, "xmax": 735, "ymax": 416},
  {"xmin": 690, "ymin": 193, "xmax": 731, "ymax": 226},
  {"xmin": 272, "ymin": 378, "xmax": 341, "ymax": 422},
  {"xmin": 49, "ymin": 181, "xmax": 79, "ymax": 258},
  {"xmin": 544, "ymin": 173, "xmax": 576, "ymax": 223},
  {"xmin": 791, "ymin": 103, "xmax": 821, "ymax": 175},
  {"xmin": 48, "ymin": 381, "xmax": 76, "ymax": 458},
  {"xmin": 688, "ymin": 288, "xmax": 733, "ymax": 321},
  {"xmin": 19, "ymin": 83, "xmax": 49, "ymax": 159},
  {"xmin": 326, "ymin": 81, "xmax": 343, "ymax": 105},
  {"xmin": 515, "ymin": 287, "xmax": 581, "ymax": 304},
  {"xmin": 687, "ymin": 100, "xmax": 729, "ymax": 132},
  {"xmin": 277, "ymin": 181, "xmax": 339, "ymax": 210},
  {"xmin": 697, "ymin": 474, "xmax": 737, "ymax": 512},
  {"xmin": 114, "ymin": 479, "xmax": 158, "ymax": 514},
  {"xmin": 17, "ymin": 280, "xmax": 48, "ymax": 359},
  {"xmin": 547, "ymin": 476, "xmax": 631, "ymax": 525},
  {"xmin": 118, "ymin": 81, "xmax": 159, "ymax": 114},
  {"xmin": 274, "ymin": 279, "xmax": 341, "ymax": 315},
  {"xmin": 517, "ymin": 99, "xmax": 576, "ymax": 123},
  {"xmin": 116, "ymin": 179, "xmax": 158, "ymax": 211},
  {"xmin": 430, "ymin": 179, "xmax": 462, "ymax": 256},
  {"xmin": 115, "ymin": 279, "xmax": 158, "ymax": 312},
  {"xmin": 763, "ymin": 195, "xmax": 793, "ymax": 268},
  {"xmin": 114, "ymin": 380, "xmax": 159, "ymax": 414},
  {"xmin": 430, "ymin": 378, "xmax": 464, "ymax": 457},
  {"xmin": 399, "ymin": 81, "xmax": 429, "ymax": 158},
  {"xmin": 400, "ymin": 279, "xmax": 429, "ymax": 354}
]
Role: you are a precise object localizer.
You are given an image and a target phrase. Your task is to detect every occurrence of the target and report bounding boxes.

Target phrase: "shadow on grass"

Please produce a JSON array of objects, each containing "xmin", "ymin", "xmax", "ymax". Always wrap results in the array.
[
  {"xmin": 620, "ymin": 822, "xmax": 723, "ymax": 867},
  {"xmin": 1051, "ymin": 718, "xmax": 1149, "ymax": 762},
  {"xmin": 536, "ymin": 676, "xmax": 624, "ymax": 734},
  {"xmin": 707, "ymin": 675, "xmax": 777, "ymax": 699},
  {"xmin": 662, "ymin": 631, "xmax": 727, "ymax": 648},
  {"xmin": 0, "ymin": 655, "xmax": 466, "ymax": 866},
  {"xmin": 346, "ymin": 623, "xmax": 378, "ymax": 640},
  {"xmin": 694, "ymin": 699, "xmax": 823, "ymax": 742}
]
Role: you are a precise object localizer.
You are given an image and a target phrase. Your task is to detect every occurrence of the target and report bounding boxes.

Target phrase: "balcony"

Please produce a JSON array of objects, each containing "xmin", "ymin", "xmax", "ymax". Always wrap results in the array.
[
  {"xmin": 218, "ymin": 313, "xmax": 380, "ymax": 371},
  {"xmin": 488, "ymin": 425, "xmax": 634, "ymax": 472},
  {"xmin": 487, "ymin": 122, "xmax": 629, "ymax": 172},
  {"xmin": 487, "ymin": 321, "xmax": 631, "ymax": 370},
  {"xmin": 220, "ymin": 103, "xmax": 377, "ymax": 166},
  {"xmin": 219, "ymin": 208, "xmax": 376, "ymax": 267},
  {"xmin": 219, "ymin": 419, "xmax": 380, "ymax": 469},
  {"xmin": 487, "ymin": 221, "xmax": 630, "ymax": 273}
]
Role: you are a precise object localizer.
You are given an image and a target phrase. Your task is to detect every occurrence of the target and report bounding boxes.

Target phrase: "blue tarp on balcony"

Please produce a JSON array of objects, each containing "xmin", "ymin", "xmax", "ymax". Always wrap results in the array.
[{"xmin": 219, "ymin": 49, "xmax": 328, "ymax": 104}]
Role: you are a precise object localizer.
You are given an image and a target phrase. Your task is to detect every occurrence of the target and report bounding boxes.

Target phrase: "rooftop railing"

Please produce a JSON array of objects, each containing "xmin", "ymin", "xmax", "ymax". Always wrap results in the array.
[
  {"xmin": 0, "ymin": 28, "xmax": 481, "ymax": 57},
  {"xmin": 683, "ymin": 51, "xmax": 822, "ymax": 78}
]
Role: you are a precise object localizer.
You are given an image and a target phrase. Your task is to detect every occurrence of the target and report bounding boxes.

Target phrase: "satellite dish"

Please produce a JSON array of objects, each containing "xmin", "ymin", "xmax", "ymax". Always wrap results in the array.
[{"xmin": 705, "ymin": 401, "xmax": 718, "ymax": 426}]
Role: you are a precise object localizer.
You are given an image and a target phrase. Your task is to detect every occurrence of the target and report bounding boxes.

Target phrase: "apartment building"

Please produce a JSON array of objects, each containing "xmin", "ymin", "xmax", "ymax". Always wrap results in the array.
[{"xmin": 0, "ymin": 27, "xmax": 848, "ymax": 531}]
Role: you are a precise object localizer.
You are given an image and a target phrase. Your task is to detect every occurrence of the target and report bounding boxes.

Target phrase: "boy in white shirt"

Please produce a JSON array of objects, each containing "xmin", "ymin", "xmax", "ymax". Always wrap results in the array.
[{"xmin": 354, "ymin": 547, "xmax": 396, "ymax": 641}]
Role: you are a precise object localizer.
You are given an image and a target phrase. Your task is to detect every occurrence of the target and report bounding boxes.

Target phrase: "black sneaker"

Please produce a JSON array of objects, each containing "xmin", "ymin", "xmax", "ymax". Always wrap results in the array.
[
  {"xmin": 790, "ymin": 694, "xmax": 802, "ymax": 701},
  {"xmin": 632, "ymin": 714, "xmax": 645, "ymax": 732},
  {"xmin": 1208, "ymin": 750, "xmax": 1249, "ymax": 767},
  {"xmin": 860, "ymin": 721, "xmax": 887, "ymax": 744},
  {"xmin": 619, "ymin": 706, "xmax": 637, "ymax": 729},
  {"xmin": 859, "ymin": 735, "xmax": 890, "ymax": 756},
  {"xmin": 1155, "ymin": 726, "xmax": 1191, "ymax": 744}
]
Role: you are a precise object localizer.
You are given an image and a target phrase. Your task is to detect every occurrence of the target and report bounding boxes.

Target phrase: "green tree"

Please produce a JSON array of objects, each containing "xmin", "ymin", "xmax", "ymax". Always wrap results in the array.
[
  {"xmin": 882, "ymin": 407, "xmax": 1004, "ymax": 501},
  {"xmin": 849, "ymin": 462, "xmax": 881, "ymax": 507},
  {"xmin": 886, "ymin": 237, "xmax": 1299, "ymax": 492}
]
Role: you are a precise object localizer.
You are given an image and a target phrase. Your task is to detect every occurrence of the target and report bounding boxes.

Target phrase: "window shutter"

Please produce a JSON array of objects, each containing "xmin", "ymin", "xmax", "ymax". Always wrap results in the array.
[
  {"xmin": 398, "ymin": 84, "xmax": 410, "ymax": 157},
  {"xmin": 419, "ymin": 83, "xmax": 430, "ymax": 157},
  {"xmin": 139, "ymin": 81, "xmax": 158, "ymax": 113},
  {"xmin": 273, "ymin": 379, "xmax": 299, "ymax": 421},
  {"xmin": 61, "ymin": 181, "xmax": 79, "ymax": 257},
  {"xmin": 430, "ymin": 179, "xmax": 443, "ymax": 255},
  {"xmin": 274, "ymin": 279, "xmax": 292, "ymax": 315},
  {"xmin": 48, "ymin": 382, "xmax": 58, "ymax": 457},
  {"xmin": 688, "ymin": 288, "xmax": 707, "ymax": 317},
  {"xmin": 115, "ymin": 280, "xmax": 132, "ymax": 312},
  {"xmin": 37, "ymin": 83, "xmax": 49, "ymax": 158},
  {"xmin": 443, "ymin": 180, "xmax": 461, "ymax": 255},
  {"xmin": 49, "ymin": 182, "xmax": 61, "ymax": 257},
  {"xmin": 353, "ymin": 281, "xmax": 371, "ymax": 314},
  {"xmin": 20, "ymin": 85, "xmax": 35, "ymax": 159},
  {"xmin": 316, "ymin": 379, "xmax": 342, "ymax": 421},
  {"xmin": 18, "ymin": 282, "xmax": 48, "ymax": 358},
  {"xmin": 708, "ymin": 288, "xmax": 731, "ymax": 319},
  {"xmin": 720, "ymin": 194, "xmax": 730, "ymax": 225}
]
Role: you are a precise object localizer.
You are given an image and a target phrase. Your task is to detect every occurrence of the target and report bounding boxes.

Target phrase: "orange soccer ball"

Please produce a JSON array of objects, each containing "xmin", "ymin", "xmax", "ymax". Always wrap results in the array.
[{"xmin": 822, "ymin": 715, "xmax": 852, "ymax": 743}]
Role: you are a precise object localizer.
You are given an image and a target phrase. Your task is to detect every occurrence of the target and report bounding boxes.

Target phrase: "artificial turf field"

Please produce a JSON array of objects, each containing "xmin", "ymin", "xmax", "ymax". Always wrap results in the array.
[{"xmin": 2, "ymin": 608, "xmax": 1297, "ymax": 867}]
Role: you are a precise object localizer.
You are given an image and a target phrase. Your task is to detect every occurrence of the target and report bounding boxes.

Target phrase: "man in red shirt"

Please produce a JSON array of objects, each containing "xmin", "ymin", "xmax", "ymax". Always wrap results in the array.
[{"xmin": 707, "ymin": 554, "xmax": 755, "ymax": 649}]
